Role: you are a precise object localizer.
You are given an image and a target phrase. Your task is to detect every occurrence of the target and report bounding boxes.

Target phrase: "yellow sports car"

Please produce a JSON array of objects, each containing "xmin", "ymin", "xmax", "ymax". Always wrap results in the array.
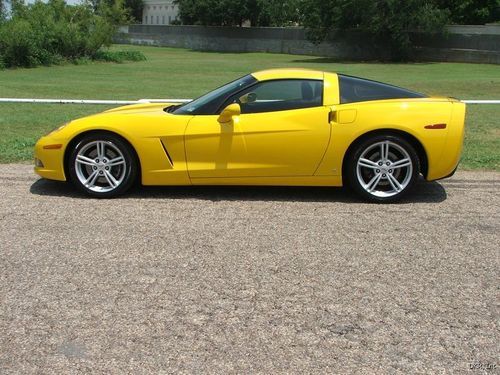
[{"xmin": 34, "ymin": 69, "xmax": 466, "ymax": 202}]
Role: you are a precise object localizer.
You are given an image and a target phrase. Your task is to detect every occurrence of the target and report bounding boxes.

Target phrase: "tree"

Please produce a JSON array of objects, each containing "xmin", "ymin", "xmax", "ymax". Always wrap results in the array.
[
  {"xmin": 437, "ymin": 0, "xmax": 500, "ymax": 24},
  {"xmin": 124, "ymin": 0, "xmax": 143, "ymax": 23},
  {"xmin": 87, "ymin": 0, "xmax": 129, "ymax": 24},
  {"xmin": 99, "ymin": 0, "xmax": 129, "ymax": 25},
  {"xmin": 174, "ymin": 0, "xmax": 255, "ymax": 26},
  {"xmin": 300, "ymin": 0, "xmax": 449, "ymax": 61},
  {"xmin": 175, "ymin": 0, "xmax": 304, "ymax": 26},
  {"xmin": 257, "ymin": 0, "xmax": 301, "ymax": 26}
]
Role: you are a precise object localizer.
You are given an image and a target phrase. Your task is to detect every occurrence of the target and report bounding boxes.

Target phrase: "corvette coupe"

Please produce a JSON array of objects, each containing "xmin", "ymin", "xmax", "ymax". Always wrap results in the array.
[{"xmin": 34, "ymin": 69, "xmax": 466, "ymax": 202}]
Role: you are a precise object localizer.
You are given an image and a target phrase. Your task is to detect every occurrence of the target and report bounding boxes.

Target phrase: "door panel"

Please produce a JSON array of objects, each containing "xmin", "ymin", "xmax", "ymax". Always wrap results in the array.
[{"xmin": 185, "ymin": 106, "xmax": 331, "ymax": 178}]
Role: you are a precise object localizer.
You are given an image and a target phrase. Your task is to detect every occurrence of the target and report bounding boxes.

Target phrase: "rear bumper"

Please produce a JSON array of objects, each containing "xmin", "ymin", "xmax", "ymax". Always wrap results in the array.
[
  {"xmin": 437, "ymin": 165, "xmax": 458, "ymax": 180},
  {"xmin": 34, "ymin": 136, "xmax": 67, "ymax": 181},
  {"xmin": 426, "ymin": 102, "xmax": 466, "ymax": 181}
]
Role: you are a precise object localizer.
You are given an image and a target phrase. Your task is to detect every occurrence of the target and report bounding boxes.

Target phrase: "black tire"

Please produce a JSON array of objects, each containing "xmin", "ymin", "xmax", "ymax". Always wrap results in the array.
[
  {"xmin": 68, "ymin": 133, "xmax": 138, "ymax": 198},
  {"xmin": 345, "ymin": 134, "xmax": 420, "ymax": 203}
]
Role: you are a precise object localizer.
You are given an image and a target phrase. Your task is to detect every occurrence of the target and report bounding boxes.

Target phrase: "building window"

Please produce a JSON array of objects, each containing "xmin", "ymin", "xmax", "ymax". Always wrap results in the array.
[
  {"xmin": 143, "ymin": 15, "xmax": 147, "ymax": 24},
  {"xmin": 150, "ymin": 15, "xmax": 153, "ymax": 24},
  {"xmin": 156, "ymin": 15, "xmax": 159, "ymax": 24},
  {"xmin": 168, "ymin": 16, "xmax": 172, "ymax": 23}
]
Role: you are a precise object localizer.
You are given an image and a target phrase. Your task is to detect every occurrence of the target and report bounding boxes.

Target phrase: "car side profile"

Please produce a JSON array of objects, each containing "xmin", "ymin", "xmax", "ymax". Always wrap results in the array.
[{"xmin": 34, "ymin": 69, "xmax": 466, "ymax": 202}]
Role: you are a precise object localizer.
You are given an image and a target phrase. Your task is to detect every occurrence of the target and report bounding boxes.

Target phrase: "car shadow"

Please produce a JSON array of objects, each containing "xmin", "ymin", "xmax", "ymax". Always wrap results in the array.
[{"xmin": 29, "ymin": 177, "xmax": 447, "ymax": 204}]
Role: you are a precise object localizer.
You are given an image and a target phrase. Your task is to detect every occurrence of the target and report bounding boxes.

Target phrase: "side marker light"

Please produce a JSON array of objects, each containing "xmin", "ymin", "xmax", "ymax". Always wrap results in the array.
[
  {"xmin": 424, "ymin": 124, "xmax": 447, "ymax": 129},
  {"xmin": 43, "ymin": 144, "xmax": 63, "ymax": 150}
]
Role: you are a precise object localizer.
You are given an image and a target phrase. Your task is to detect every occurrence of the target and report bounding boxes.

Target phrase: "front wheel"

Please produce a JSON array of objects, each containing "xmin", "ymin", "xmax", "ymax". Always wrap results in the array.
[
  {"xmin": 345, "ymin": 135, "xmax": 420, "ymax": 203},
  {"xmin": 68, "ymin": 133, "xmax": 138, "ymax": 198}
]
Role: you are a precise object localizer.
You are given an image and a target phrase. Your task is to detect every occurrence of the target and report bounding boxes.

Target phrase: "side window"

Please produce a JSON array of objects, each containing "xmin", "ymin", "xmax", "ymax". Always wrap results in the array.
[
  {"xmin": 339, "ymin": 75, "xmax": 426, "ymax": 104},
  {"xmin": 225, "ymin": 79, "xmax": 323, "ymax": 114}
]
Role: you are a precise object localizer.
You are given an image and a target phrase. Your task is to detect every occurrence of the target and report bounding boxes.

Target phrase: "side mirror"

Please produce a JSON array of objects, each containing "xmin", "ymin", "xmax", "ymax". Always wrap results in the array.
[{"xmin": 218, "ymin": 103, "xmax": 241, "ymax": 124}]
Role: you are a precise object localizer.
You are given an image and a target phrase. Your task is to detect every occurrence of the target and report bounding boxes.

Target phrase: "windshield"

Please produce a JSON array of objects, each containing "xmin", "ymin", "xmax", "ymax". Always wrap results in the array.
[{"xmin": 172, "ymin": 75, "xmax": 257, "ymax": 115}]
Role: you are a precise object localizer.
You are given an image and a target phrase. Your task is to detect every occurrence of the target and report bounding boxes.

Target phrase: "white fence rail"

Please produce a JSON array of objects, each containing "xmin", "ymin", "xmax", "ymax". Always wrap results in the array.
[
  {"xmin": 0, "ymin": 98, "xmax": 499, "ymax": 105},
  {"xmin": 0, "ymin": 98, "xmax": 191, "ymax": 105},
  {"xmin": 460, "ymin": 100, "xmax": 500, "ymax": 104}
]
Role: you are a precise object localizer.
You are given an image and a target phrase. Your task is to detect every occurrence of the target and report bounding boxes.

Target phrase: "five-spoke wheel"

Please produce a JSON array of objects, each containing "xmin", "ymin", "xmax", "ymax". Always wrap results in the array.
[
  {"xmin": 346, "ymin": 135, "xmax": 420, "ymax": 202},
  {"xmin": 68, "ymin": 133, "xmax": 138, "ymax": 197}
]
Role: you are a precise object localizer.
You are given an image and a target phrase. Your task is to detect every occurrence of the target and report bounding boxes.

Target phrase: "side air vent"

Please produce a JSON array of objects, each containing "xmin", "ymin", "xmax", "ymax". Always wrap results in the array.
[{"xmin": 160, "ymin": 139, "xmax": 174, "ymax": 167}]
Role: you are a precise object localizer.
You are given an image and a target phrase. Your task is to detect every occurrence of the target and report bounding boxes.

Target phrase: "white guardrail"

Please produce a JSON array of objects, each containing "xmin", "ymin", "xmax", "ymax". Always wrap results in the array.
[
  {"xmin": 0, "ymin": 98, "xmax": 499, "ymax": 105},
  {"xmin": 460, "ymin": 100, "xmax": 500, "ymax": 104},
  {"xmin": 0, "ymin": 98, "xmax": 191, "ymax": 105}
]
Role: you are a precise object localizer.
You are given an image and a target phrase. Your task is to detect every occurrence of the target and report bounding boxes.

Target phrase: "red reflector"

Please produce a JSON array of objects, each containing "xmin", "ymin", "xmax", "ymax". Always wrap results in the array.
[
  {"xmin": 425, "ymin": 123, "xmax": 447, "ymax": 129},
  {"xmin": 43, "ymin": 144, "xmax": 63, "ymax": 150}
]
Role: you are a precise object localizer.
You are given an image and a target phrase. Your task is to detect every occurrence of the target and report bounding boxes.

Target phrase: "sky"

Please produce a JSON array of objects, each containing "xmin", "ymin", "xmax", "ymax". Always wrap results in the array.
[{"xmin": 23, "ymin": 0, "xmax": 84, "ymax": 4}]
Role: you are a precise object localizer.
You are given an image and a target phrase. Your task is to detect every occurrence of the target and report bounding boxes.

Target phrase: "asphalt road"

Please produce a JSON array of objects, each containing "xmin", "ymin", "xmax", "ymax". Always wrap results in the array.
[{"xmin": 0, "ymin": 164, "xmax": 499, "ymax": 374}]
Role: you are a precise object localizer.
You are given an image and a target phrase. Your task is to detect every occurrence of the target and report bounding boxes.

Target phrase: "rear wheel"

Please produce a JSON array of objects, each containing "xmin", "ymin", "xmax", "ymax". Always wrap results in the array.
[
  {"xmin": 68, "ymin": 133, "xmax": 138, "ymax": 198},
  {"xmin": 345, "ymin": 135, "xmax": 420, "ymax": 203}
]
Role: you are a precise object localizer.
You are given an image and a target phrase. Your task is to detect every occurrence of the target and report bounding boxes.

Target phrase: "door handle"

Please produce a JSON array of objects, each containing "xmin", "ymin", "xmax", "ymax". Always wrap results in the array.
[{"xmin": 329, "ymin": 110, "xmax": 337, "ymax": 123}]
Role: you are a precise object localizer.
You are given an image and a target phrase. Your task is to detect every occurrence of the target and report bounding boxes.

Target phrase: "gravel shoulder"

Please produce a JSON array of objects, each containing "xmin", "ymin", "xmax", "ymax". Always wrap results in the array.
[{"xmin": 1, "ymin": 164, "xmax": 499, "ymax": 373}]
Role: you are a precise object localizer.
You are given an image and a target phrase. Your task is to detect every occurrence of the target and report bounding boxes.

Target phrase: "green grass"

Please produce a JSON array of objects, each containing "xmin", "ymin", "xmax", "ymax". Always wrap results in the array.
[{"xmin": 0, "ymin": 44, "xmax": 499, "ymax": 169}]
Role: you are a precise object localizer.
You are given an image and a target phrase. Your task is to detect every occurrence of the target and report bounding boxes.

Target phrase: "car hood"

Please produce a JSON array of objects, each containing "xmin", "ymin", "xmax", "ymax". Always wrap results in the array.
[
  {"xmin": 103, "ymin": 102, "xmax": 183, "ymax": 115},
  {"xmin": 62, "ymin": 101, "xmax": 190, "ymax": 132}
]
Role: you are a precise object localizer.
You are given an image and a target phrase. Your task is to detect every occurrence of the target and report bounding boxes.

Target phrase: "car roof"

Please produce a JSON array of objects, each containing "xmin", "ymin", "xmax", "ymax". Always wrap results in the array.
[{"xmin": 252, "ymin": 69, "xmax": 325, "ymax": 81}]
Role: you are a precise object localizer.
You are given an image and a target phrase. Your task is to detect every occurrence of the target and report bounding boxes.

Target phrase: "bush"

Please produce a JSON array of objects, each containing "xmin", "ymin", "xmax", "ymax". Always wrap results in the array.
[
  {"xmin": 93, "ymin": 50, "xmax": 147, "ymax": 63},
  {"xmin": 0, "ymin": 0, "xmax": 135, "ymax": 69}
]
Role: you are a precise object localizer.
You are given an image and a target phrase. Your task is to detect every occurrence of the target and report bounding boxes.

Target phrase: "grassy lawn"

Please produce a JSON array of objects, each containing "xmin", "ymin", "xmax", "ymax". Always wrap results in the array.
[{"xmin": 0, "ymin": 44, "xmax": 499, "ymax": 169}]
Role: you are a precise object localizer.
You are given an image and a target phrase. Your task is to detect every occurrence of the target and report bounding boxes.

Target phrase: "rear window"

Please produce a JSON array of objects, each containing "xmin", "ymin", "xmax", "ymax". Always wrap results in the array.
[{"xmin": 339, "ymin": 75, "xmax": 426, "ymax": 104}]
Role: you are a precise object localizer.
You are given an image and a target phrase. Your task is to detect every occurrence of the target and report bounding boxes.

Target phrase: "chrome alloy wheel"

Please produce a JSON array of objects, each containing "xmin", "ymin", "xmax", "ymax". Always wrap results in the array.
[
  {"xmin": 74, "ymin": 141, "xmax": 127, "ymax": 193},
  {"xmin": 356, "ymin": 140, "xmax": 413, "ymax": 198}
]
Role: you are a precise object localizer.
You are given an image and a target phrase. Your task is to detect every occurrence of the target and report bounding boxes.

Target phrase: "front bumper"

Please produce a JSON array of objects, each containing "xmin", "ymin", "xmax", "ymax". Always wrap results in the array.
[{"xmin": 34, "ymin": 136, "xmax": 67, "ymax": 181}]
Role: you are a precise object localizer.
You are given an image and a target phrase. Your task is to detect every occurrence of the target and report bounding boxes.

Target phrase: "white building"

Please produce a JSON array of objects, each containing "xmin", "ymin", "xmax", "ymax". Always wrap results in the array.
[{"xmin": 142, "ymin": 0, "xmax": 179, "ymax": 25}]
